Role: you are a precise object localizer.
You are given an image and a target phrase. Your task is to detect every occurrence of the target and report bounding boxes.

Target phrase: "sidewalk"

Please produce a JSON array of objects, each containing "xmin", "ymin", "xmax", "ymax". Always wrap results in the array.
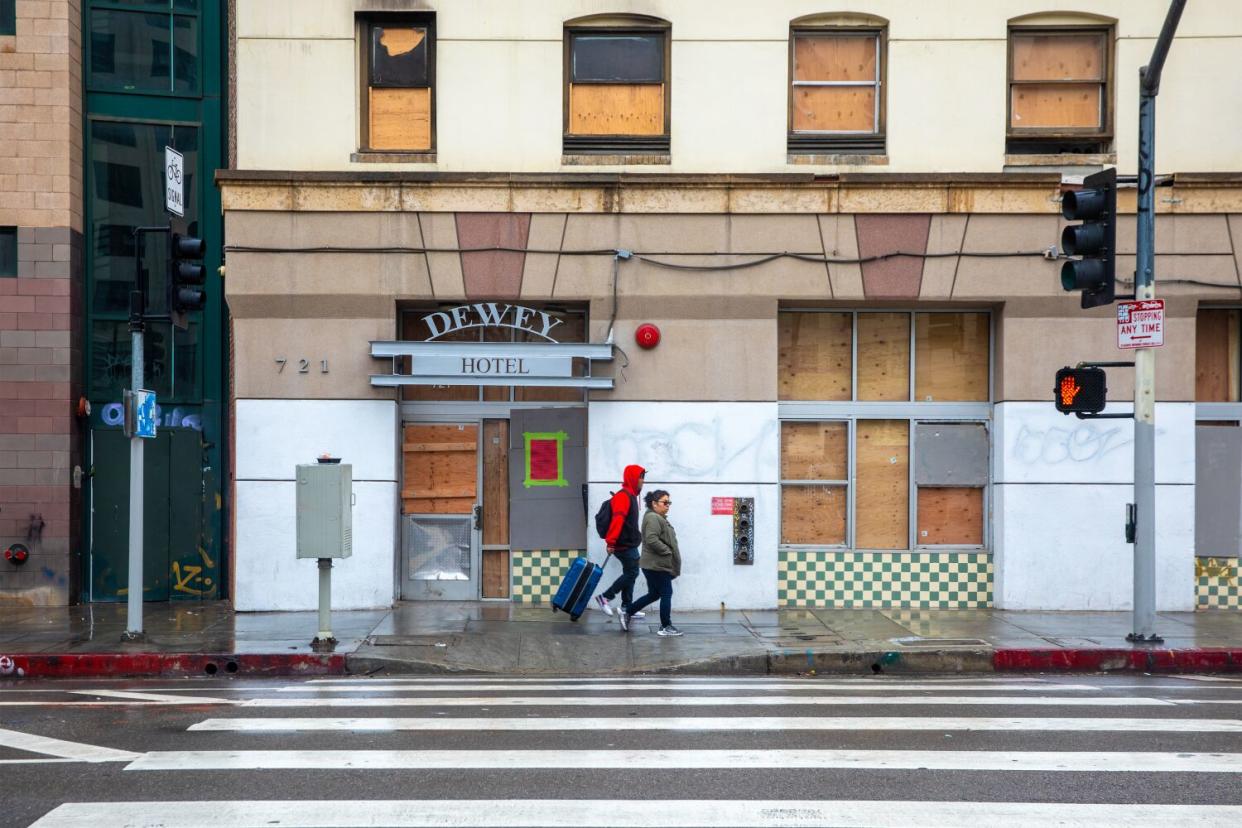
[{"xmin": 1, "ymin": 600, "xmax": 1240, "ymax": 679}]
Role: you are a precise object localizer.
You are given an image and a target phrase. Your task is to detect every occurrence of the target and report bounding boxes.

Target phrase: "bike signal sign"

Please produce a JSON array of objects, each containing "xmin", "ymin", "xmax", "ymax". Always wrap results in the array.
[
  {"xmin": 1117, "ymin": 299, "xmax": 1164, "ymax": 350},
  {"xmin": 165, "ymin": 146, "xmax": 185, "ymax": 217}
]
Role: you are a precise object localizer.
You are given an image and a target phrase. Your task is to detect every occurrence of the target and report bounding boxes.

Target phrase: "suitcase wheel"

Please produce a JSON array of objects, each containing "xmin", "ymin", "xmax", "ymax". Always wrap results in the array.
[{"xmin": 569, "ymin": 612, "xmax": 582, "ymax": 622}]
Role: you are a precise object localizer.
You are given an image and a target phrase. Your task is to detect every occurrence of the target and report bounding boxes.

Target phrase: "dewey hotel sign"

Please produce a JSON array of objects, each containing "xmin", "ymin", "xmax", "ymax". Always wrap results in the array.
[{"xmin": 369, "ymin": 304, "xmax": 616, "ymax": 389}]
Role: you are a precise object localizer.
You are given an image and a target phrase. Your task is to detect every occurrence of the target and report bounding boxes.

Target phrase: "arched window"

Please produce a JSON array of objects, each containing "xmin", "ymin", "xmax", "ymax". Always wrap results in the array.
[
  {"xmin": 788, "ymin": 13, "xmax": 888, "ymax": 156},
  {"xmin": 563, "ymin": 14, "xmax": 670, "ymax": 156},
  {"xmin": 1007, "ymin": 13, "xmax": 1115, "ymax": 156}
]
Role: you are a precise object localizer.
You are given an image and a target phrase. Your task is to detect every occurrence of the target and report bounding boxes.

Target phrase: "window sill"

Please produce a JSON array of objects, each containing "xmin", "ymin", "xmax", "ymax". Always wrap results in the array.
[
  {"xmin": 788, "ymin": 153, "xmax": 889, "ymax": 166},
  {"xmin": 352, "ymin": 151, "xmax": 437, "ymax": 164},
  {"xmin": 562, "ymin": 154, "xmax": 671, "ymax": 166},
  {"xmin": 1004, "ymin": 152, "xmax": 1117, "ymax": 166}
]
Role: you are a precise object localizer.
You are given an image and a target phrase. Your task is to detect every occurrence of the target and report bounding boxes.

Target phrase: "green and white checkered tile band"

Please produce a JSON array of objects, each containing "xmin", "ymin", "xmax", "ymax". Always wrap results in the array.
[
  {"xmin": 1196, "ymin": 557, "xmax": 1240, "ymax": 610},
  {"xmin": 778, "ymin": 550, "xmax": 993, "ymax": 609},
  {"xmin": 511, "ymin": 549, "xmax": 585, "ymax": 604}
]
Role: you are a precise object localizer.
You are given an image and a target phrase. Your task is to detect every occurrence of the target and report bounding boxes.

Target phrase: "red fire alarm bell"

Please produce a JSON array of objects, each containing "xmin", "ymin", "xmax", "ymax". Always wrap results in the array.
[
  {"xmin": 4, "ymin": 544, "xmax": 29, "ymax": 565},
  {"xmin": 635, "ymin": 323, "xmax": 661, "ymax": 349}
]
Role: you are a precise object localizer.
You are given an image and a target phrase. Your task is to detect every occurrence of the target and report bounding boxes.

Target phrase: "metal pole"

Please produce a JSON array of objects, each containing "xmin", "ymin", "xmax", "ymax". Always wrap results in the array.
[
  {"xmin": 1128, "ymin": 0, "xmax": 1184, "ymax": 644},
  {"xmin": 123, "ymin": 235, "xmax": 147, "ymax": 641},
  {"xmin": 316, "ymin": 558, "xmax": 335, "ymax": 644}
]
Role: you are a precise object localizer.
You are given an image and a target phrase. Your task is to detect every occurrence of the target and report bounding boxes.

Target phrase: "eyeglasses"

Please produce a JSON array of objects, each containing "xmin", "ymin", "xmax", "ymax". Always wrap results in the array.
[{"xmin": 657, "ymin": 500, "xmax": 672, "ymax": 506}]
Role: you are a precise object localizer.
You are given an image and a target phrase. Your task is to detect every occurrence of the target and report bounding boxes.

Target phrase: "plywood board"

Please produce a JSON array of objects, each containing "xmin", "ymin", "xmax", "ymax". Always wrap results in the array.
[
  {"xmin": 794, "ymin": 34, "xmax": 876, "ymax": 82},
  {"xmin": 1012, "ymin": 34, "xmax": 1103, "ymax": 82},
  {"xmin": 857, "ymin": 313, "xmax": 910, "ymax": 401},
  {"xmin": 917, "ymin": 487, "xmax": 983, "ymax": 546},
  {"xmin": 781, "ymin": 422, "xmax": 848, "ymax": 481},
  {"xmin": 1196, "ymin": 309, "xmax": 1241, "ymax": 402},
  {"xmin": 778, "ymin": 312, "xmax": 852, "ymax": 401},
  {"xmin": 792, "ymin": 87, "xmax": 875, "ymax": 132},
  {"xmin": 915, "ymin": 312, "xmax": 990, "ymax": 402},
  {"xmin": 402, "ymin": 424, "xmax": 477, "ymax": 515},
  {"xmin": 781, "ymin": 485, "xmax": 846, "ymax": 545},
  {"xmin": 855, "ymin": 420, "xmax": 908, "ymax": 549},
  {"xmin": 569, "ymin": 83, "xmax": 664, "ymax": 135},
  {"xmin": 482, "ymin": 420, "xmax": 509, "ymax": 547},
  {"xmin": 1010, "ymin": 84, "xmax": 1101, "ymax": 129},
  {"xmin": 369, "ymin": 87, "xmax": 431, "ymax": 150},
  {"xmin": 482, "ymin": 549, "xmax": 510, "ymax": 599}
]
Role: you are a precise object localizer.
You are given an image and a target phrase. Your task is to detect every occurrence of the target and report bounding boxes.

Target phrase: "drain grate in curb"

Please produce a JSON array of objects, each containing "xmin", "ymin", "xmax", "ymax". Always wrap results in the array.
[
  {"xmin": 891, "ymin": 636, "xmax": 988, "ymax": 647},
  {"xmin": 368, "ymin": 635, "xmax": 456, "ymax": 648}
]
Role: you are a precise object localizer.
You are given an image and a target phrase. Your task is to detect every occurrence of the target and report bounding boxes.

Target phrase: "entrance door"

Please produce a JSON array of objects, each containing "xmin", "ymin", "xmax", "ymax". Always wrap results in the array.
[
  {"xmin": 400, "ymin": 424, "xmax": 481, "ymax": 600},
  {"xmin": 89, "ymin": 428, "xmax": 212, "ymax": 601}
]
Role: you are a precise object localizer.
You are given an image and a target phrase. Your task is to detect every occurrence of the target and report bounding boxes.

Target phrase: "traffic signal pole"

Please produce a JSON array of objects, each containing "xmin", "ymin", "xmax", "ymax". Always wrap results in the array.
[{"xmin": 1128, "ymin": 0, "xmax": 1185, "ymax": 644}]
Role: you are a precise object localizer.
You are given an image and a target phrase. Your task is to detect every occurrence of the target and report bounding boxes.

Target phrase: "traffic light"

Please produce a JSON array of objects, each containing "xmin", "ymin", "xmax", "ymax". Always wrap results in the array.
[
  {"xmin": 168, "ymin": 228, "xmax": 206, "ymax": 325},
  {"xmin": 1060, "ymin": 167, "xmax": 1117, "ymax": 309},
  {"xmin": 1054, "ymin": 366, "xmax": 1107, "ymax": 415}
]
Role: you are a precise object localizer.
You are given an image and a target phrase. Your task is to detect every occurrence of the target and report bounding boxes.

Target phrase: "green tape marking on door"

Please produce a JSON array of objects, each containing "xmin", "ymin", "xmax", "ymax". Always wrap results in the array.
[{"xmin": 523, "ymin": 431, "xmax": 568, "ymax": 488}]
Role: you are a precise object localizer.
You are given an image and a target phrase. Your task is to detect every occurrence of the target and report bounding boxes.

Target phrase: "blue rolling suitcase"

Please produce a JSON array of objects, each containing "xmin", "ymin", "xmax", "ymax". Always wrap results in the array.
[{"xmin": 551, "ymin": 556, "xmax": 606, "ymax": 621}]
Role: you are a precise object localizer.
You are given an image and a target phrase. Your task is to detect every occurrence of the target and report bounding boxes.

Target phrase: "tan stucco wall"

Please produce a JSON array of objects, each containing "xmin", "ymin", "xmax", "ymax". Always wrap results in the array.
[{"xmin": 233, "ymin": 0, "xmax": 1242, "ymax": 175}]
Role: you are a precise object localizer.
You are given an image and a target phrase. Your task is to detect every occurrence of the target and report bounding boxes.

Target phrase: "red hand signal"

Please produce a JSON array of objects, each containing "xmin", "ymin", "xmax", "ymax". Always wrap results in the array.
[{"xmin": 1059, "ymin": 375, "xmax": 1082, "ymax": 407}]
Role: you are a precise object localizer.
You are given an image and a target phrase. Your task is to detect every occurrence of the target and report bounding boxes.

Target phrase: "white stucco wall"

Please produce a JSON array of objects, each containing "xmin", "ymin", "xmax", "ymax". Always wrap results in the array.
[
  {"xmin": 235, "ymin": 0, "xmax": 1242, "ymax": 174},
  {"xmin": 587, "ymin": 401, "xmax": 779, "ymax": 610},
  {"xmin": 234, "ymin": 399, "xmax": 399, "ymax": 611},
  {"xmin": 992, "ymin": 401, "xmax": 1195, "ymax": 611}
]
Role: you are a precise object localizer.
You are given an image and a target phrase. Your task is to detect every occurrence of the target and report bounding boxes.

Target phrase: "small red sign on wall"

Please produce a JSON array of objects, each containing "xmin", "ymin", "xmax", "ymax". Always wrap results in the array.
[{"xmin": 711, "ymin": 497, "xmax": 735, "ymax": 515}]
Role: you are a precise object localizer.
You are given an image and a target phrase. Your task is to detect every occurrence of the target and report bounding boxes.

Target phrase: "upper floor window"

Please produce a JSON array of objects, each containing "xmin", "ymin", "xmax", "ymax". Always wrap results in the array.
[
  {"xmin": 564, "ymin": 19, "xmax": 669, "ymax": 155},
  {"xmin": 1, "ymin": 0, "xmax": 15, "ymax": 37},
  {"xmin": 87, "ymin": 0, "xmax": 199, "ymax": 96},
  {"xmin": 360, "ymin": 15, "xmax": 434, "ymax": 153},
  {"xmin": 1197, "ymin": 308, "xmax": 1241, "ymax": 403},
  {"xmin": 789, "ymin": 27, "xmax": 885, "ymax": 155},
  {"xmin": 1007, "ymin": 26, "xmax": 1111, "ymax": 155}
]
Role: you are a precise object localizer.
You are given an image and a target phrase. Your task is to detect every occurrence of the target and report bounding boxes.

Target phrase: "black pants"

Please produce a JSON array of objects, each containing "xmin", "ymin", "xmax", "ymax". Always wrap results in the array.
[
  {"xmin": 601, "ymin": 548, "xmax": 640, "ymax": 611},
  {"xmin": 629, "ymin": 569, "xmax": 674, "ymax": 628}
]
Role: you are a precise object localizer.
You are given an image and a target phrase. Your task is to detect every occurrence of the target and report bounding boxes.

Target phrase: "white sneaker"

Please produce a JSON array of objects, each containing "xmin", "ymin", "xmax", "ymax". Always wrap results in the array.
[
  {"xmin": 618, "ymin": 612, "xmax": 629, "ymax": 632},
  {"xmin": 628, "ymin": 610, "xmax": 646, "ymax": 619},
  {"xmin": 657, "ymin": 625, "xmax": 683, "ymax": 637},
  {"xmin": 594, "ymin": 595, "xmax": 613, "ymax": 616}
]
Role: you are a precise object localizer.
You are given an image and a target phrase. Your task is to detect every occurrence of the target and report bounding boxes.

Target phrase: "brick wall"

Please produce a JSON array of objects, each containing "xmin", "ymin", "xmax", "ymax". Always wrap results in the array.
[{"xmin": 0, "ymin": 1, "xmax": 82, "ymax": 605}]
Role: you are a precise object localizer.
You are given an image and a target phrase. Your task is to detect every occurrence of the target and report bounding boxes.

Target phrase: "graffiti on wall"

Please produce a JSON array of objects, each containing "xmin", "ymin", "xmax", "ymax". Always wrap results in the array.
[
  {"xmin": 99, "ymin": 403, "xmax": 203, "ymax": 431},
  {"xmin": 1010, "ymin": 422, "xmax": 1130, "ymax": 466},
  {"xmin": 601, "ymin": 416, "xmax": 778, "ymax": 480}
]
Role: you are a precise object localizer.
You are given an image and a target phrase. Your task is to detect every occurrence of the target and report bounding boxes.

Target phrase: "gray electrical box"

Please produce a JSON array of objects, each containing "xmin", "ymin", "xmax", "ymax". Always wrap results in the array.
[{"xmin": 296, "ymin": 462, "xmax": 353, "ymax": 559}]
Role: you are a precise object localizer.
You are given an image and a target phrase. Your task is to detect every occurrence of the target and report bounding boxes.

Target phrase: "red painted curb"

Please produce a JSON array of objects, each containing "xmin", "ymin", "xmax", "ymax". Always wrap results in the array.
[
  {"xmin": 994, "ymin": 648, "xmax": 1242, "ymax": 673},
  {"xmin": 1, "ymin": 652, "xmax": 347, "ymax": 679}
]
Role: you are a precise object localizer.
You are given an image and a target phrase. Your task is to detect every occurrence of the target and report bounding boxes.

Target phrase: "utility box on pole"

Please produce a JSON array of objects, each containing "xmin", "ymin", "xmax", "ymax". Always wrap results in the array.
[{"xmin": 296, "ymin": 462, "xmax": 353, "ymax": 559}]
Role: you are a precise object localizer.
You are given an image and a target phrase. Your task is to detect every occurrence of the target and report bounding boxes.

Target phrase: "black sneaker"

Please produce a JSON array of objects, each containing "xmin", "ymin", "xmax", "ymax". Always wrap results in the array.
[{"xmin": 657, "ymin": 625, "xmax": 683, "ymax": 637}]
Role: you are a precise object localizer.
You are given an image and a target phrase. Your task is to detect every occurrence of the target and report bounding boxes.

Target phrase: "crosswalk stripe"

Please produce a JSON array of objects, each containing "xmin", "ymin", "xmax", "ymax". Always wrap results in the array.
[
  {"xmin": 304, "ymin": 676, "xmax": 1061, "ymax": 684},
  {"xmin": 31, "ymin": 800, "xmax": 1242, "ymax": 828},
  {"xmin": 239, "ymin": 694, "xmax": 1176, "ymax": 708},
  {"xmin": 124, "ymin": 748, "xmax": 1242, "ymax": 773},
  {"xmin": 189, "ymin": 715, "xmax": 1242, "ymax": 733},
  {"xmin": 68, "ymin": 689, "xmax": 229, "ymax": 704},
  {"xmin": 0, "ymin": 727, "xmax": 139, "ymax": 763},
  {"xmin": 275, "ymin": 682, "xmax": 1103, "ymax": 693}
]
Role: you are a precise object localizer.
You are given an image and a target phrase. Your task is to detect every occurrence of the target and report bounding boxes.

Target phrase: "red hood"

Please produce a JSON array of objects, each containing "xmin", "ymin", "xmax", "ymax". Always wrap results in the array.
[{"xmin": 622, "ymin": 464, "xmax": 646, "ymax": 495}]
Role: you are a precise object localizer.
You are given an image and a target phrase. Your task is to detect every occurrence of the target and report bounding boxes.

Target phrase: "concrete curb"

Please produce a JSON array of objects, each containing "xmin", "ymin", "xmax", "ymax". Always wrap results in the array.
[
  {"xmin": 3, "ymin": 647, "xmax": 1241, "ymax": 679},
  {"xmin": 0, "ymin": 652, "xmax": 347, "ymax": 679},
  {"xmin": 993, "ymin": 648, "xmax": 1242, "ymax": 673}
]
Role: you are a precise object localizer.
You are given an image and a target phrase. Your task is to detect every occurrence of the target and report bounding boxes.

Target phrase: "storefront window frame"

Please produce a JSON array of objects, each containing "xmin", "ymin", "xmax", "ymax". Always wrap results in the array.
[{"xmin": 778, "ymin": 308, "xmax": 993, "ymax": 553}]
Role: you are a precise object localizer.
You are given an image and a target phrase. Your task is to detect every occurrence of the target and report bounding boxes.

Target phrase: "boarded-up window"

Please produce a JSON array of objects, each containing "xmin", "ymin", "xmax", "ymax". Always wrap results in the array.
[
  {"xmin": 781, "ymin": 422, "xmax": 847, "ymax": 545},
  {"xmin": 914, "ymin": 422, "xmax": 988, "ymax": 546},
  {"xmin": 915, "ymin": 313, "xmax": 990, "ymax": 401},
  {"xmin": 1008, "ymin": 28, "xmax": 1109, "ymax": 152},
  {"xmin": 855, "ymin": 420, "xmax": 908, "ymax": 549},
  {"xmin": 857, "ymin": 312, "xmax": 910, "ymax": 401},
  {"xmin": 779, "ymin": 312, "xmax": 852, "ymax": 401},
  {"xmin": 566, "ymin": 28, "xmax": 668, "ymax": 152},
  {"xmin": 1196, "ymin": 309, "xmax": 1241, "ymax": 402},
  {"xmin": 792, "ymin": 33, "xmax": 879, "ymax": 133},
  {"xmin": 364, "ymin": 19, "xmax": 433, "ymax": 151}
]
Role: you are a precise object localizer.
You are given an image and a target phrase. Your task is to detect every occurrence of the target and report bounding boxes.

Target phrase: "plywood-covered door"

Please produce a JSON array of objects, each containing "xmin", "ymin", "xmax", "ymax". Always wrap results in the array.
[
  {"xmin": 400, "ymin": 424, "xmax": 480, "ymax": 600},
  {"xmin": 481, "ymin": 419, "xmax": 510, "ymax": 598}
]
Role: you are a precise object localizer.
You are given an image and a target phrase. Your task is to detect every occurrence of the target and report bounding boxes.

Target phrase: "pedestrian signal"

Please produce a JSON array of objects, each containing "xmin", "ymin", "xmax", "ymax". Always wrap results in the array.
[{"xmin": 1054, "ymin": 366, "xmax": 1107, "ymax": 415}]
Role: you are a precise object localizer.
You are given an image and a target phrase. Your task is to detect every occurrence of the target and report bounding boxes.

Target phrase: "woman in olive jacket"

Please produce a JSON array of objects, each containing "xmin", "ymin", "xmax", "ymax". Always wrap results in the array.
[{"xmin": 624, "ymin": 489, "xmax": 683, "ymax": 636}]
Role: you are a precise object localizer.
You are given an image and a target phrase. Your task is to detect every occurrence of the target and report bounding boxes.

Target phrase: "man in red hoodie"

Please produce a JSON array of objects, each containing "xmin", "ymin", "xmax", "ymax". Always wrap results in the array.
[{"xmin": 594, "ymin": 464, "xmax": 646, "ymax": 631}]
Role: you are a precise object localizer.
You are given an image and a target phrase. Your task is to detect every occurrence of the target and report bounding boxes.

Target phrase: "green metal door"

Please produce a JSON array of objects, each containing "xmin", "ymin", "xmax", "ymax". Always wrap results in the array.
[{"xmin": 90, "ymin": 428, "xmax": 211, "ymax": 602}]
